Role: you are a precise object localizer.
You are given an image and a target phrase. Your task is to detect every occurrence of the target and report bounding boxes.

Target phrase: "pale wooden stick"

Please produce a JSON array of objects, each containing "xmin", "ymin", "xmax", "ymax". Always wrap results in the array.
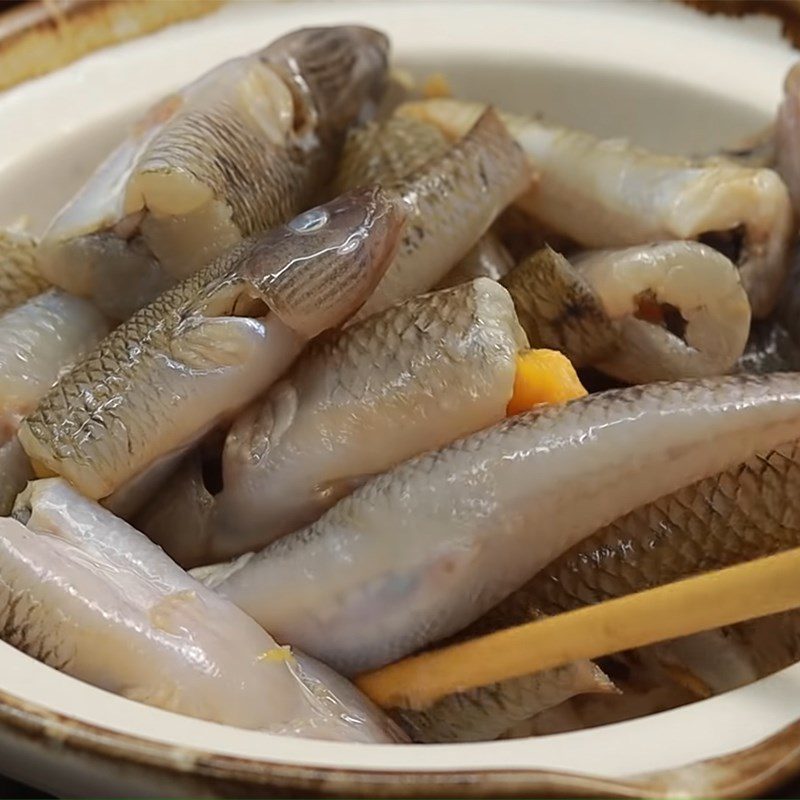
[{"xmin": 355, "ymin": 545, "xmax": 800, "ymax": 710}]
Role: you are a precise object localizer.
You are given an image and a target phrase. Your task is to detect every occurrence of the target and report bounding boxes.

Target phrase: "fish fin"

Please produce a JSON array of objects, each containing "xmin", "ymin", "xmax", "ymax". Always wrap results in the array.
[{"xmin": 169, "ymin": 317, "xmax": 264, "ymax": 370}]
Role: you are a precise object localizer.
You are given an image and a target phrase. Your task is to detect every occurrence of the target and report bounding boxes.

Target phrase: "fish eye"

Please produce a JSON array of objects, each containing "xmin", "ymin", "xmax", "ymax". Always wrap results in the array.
[{"xmin": 288, "ymin": 207, "xmax": 329, "ymax": 233}]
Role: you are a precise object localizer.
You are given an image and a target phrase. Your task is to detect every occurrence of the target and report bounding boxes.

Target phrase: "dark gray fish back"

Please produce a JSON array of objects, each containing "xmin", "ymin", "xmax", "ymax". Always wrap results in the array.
[
  {"xmin": 261, "ymin": 26, "xmax": 389, "ymax": 136},
  {"xmin": 243, "ymin": 185, "xmax": 405, "ymax": 337},
  {"xmin": 502, "ymin": 246, "xmax": 618, "ymax": 367},
  {"xmin": 141, "ymin": 108, "xmax": 312, "ymax": 237},
  {"xmin": 483, "ymin": 438, "xmax": 800, "ymax": 625}
]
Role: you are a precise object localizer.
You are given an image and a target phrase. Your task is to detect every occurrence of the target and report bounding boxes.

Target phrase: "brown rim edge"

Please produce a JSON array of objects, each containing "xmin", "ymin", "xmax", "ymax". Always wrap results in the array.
[{"xmin": 1, "ymin": 686, "xmax": 800, "ymax": 798}]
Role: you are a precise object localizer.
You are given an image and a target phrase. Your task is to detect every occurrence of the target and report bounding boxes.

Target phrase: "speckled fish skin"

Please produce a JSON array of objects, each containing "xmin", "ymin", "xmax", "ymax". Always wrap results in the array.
[
  {"xmin": 574, "ymin": 241, "xmax": 751, "ymax": 382},
  {"xmin": 501, "ymin": 246, "xmax": 619, "ymax": 368},
  {"xmin": 0, "ymin": 479, "xmax": 399, "ymax": 742},
  {"xmin": 479, "ymin": 438, "xmax": 800, "ymax": 626},
  {"xmin": 473, "ymin": 437, "xmax": 800, "ymax": 733},
  {"xmin": 140, "ymin": 278, "xmax": 527, "ymax": 567},
  {"xmin": 38, "ymin": 26, "xmax": 390, "ymax": 320},
  {"xmin": 19, "ymin": 187, "xmax": 405, "ymax": 501},
  {"xmin": 333, "ymin": 115, "xmax": 449, "ymax": 194},
  {"xmin": 394, "ymin": 657, "xmax": 615, "ymax": 744},
  {"xmin": 0, "ymin": 290, "xmax": 110, "ymax": 442},
  {"xmin": 211, "ymin": 373, "xmax": 800, "ymax": 675},
  {"xmin": 335, "ymin": 114, "xmax": 515, "ymax": 293},
  {"xmin": 352, "ymin": 110, "xmax": 533, "ymax": 321},
  {"xmin": 0, "ymin": 231, "xmax": 48, "ymax": 314},
  {"xmin": 399, "ymin": 99, "xmax": 793, "ymax": 319}
]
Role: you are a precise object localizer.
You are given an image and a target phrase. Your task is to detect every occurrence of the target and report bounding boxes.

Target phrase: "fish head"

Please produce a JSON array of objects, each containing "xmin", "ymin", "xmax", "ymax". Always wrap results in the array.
[
  {"xmin": 261, "ymin": 26, "xmax": 390, "ymax": 140},
  {"xmin": 241, "ymin": 185, "xmax": 406, "ymax": 338}
]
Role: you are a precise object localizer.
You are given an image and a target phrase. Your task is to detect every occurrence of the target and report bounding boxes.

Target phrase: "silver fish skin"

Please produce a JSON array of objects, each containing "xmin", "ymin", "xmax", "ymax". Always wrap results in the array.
[
  {"xmin": 210, "ymin": 373, "xmax": 800, "ymax": 675},
  {"xmin": 140, "ymin": 278, "xmax": 527, "ymax": 567},
  {"xmin": 0, "ymin": 290, "xmax": 110, "ymax": 442},
  {"xmin": 399, "ymin": 99, "xmax": 793, "ymax": 319},
  {"xmin": 1, "ymin": 479, "xmax": 399, "ymax": 742},
  {"xmin": 38, "ymin": 26, "xmax": 390, "ymax": 320},
  {"xmin": 352, "ymin": 110, "xmax": 533, "ymax": 321},
  {"xmin": 19, "ymin": 187, "xmax": 405, "ymax": 501},
  {"xmin": 0, "ymin": 231, "xmax": 48, "ymax": 314}
]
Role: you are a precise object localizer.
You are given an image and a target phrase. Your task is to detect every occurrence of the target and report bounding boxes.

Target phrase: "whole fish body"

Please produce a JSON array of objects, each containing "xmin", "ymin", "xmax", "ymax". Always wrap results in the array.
[
  {"xmin": 139, "ymin": 278, "xmax": 528, "ymax": 566},
  {"xmin": 209, "ymin": 373, "xmax": 800, "ymax": 676},
  {"xmin": 351, "ymin": 110, "xmax": 532, "ymax": 321},
  {"xmin": 18, "ymin": 187, "xmax": 405, "ymax": 502},
  {"xmin": 0, "ymin": 479, "xmax": 401, "ymax": 742},
  {"xmin": 399, "ymin": 99, "xmax": 793, "ymax": 318},
  {"xmin": 0, "ymin": 231, "xmax": 48, "ymax": 315},
  {"xmin": 38, "ymin": 26, "xmax": 390, "ymax": 320}
]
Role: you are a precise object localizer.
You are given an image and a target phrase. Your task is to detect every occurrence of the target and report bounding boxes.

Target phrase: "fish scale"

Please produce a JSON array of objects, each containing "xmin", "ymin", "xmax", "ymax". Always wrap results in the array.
[
  {"xmin": 477, "ymin": 440, "xmax": 800, "ymax": 628},
  {"xmin": 139, "ymin": 108, "xmax": 313, "ymax": 236},
  {"xmin": 352, "ymin": 110, "xmax": 531, "ymax": 321},
  {"xmin": 0, "ymin": 232, "xmax": 48, "ymax": 314},
  {"xmin": 141, "ymin": 278, "xmax": 525, "ymax": 567},
  {"xmin": 20, "ymin": 187, "xmax": 405, "ymax": 501},
  {"xmin": 214, "ymin": 373, "xmax": 800, "ymax": 676},
  {"xmin": 39, "ymin": 26, "xmax": 390, "ymax": 320}
]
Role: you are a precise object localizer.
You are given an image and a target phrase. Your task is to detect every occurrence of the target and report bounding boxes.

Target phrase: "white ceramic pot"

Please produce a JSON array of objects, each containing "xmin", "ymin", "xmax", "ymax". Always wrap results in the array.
[{"xmin": 0, "ymin": 2, "xmax": 799, "ymax": 797}]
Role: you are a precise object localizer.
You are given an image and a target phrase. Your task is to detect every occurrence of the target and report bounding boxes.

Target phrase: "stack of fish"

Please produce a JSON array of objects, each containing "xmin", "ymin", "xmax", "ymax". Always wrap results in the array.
[{"xmin": 2, "ymin": 23, "xmax": 800, "ymax": 744}]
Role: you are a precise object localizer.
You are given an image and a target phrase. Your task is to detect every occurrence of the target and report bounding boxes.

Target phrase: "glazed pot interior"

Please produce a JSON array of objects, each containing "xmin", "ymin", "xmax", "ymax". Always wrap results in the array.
[{"xmin": 0, "ymin": 0, "xmax": 799, "ymax": 787}]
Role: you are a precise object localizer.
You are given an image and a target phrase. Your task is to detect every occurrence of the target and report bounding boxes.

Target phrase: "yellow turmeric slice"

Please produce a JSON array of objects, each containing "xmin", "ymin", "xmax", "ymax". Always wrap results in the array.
[{"xmin": 507, "ymin": 349, "xmax": 587, "ymax": 416}]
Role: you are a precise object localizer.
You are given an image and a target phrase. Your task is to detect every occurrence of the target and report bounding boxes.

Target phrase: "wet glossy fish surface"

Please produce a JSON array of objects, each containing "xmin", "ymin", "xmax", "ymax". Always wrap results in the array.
[
  {"xmin": 19, "ymin": 187, "xmax": 405, "ymax": 500},
  {"xmin": 143, "ymin": 278, "xmax": 526, "ymax": 566},
  {"xmin": 0, "ymin": 291, "xmax": 110, "ymax": 439},
  {"xmin": 212, "ymin": 374, "xmax": 800, "ymax": 675},
  {"xmin": 38, "ymin": 27, "xmax": 390, "ymax": 319},
  {"xmin": 0, "ymin": 479, "xmax": 400, "ymax": 742},
  {"xmin": 352, "ymin": 110, "xmax": 532, "ymax": 321},
  {"xmin": 401, "ymin": 99, "xmax": 793, "ymax": 318}
]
